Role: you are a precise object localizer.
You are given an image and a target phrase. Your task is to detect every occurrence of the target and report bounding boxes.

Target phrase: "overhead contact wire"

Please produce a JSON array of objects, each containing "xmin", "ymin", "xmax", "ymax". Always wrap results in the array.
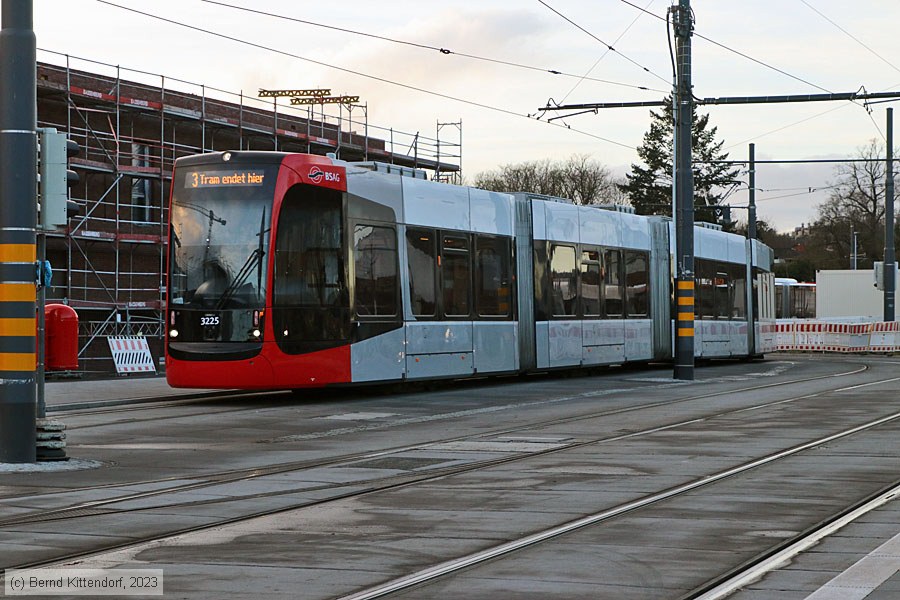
[
  {"xmin": 799, "ymin": 0, "xmax": 900, "ymax": 77},
  {"xmin": 96, "ymin": 1, "xmax": 636, "ymax": 150},
  {"xmin": 537, "ymin": 0, "xmax": 671, "ymax": 86},
  {"xmin": 618, "ymin": 0, "xmax": 832, "ymax": 94},
  {"xmin": 558, "ymin": 0, "xmax": 661, "ymax": 104},
  {"xmin": 202, "ymin": 0, "xmax": 666, "ymax": 94}
]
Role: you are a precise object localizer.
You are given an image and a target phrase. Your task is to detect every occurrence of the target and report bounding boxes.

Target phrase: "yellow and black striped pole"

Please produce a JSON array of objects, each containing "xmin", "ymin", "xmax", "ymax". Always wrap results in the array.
[
  {"xmin": 0, "ymin": 1, "xmax": 38, "ymax": 463},
  {"xmin": 674, "ymin": 277, "xmax": 695, "ymax": 379},
  {"xmin": 672, "ymin": 0, "xmax": 695, "ymax": 380},
  {"xmin": 0, "ymin": 245, "xmax": 36, "ymax": 372}
]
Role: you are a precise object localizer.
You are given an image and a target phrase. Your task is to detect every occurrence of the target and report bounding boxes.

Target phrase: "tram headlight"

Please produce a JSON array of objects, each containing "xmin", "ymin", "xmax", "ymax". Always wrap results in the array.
[
  {"xmin": 251, "ymin": 329, "xmax": 261, "ymax": 339},
  {"xmin": 169, "ymin": 328, "xmax": 179, "ymax": 339}
]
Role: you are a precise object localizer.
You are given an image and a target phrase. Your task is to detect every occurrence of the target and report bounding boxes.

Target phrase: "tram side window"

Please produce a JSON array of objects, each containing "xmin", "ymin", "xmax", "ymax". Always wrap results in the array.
[
  {"xmin": 353, "ymin": 224, "xmax": 398, "ymax": 317},
  {"xmin": 581, "ymin": 248, "xmax": 601, "ymax": 318},
  {"xmin": 775, "ymin": 284, "xmax": 785, "ymax": 319},
  {"xmin": 442, "ymin": 234, "xmax": 470, "ymax": 317},
  {"xmin": 533, "ymin": 241, "xmax": 551, "ymax": 322},
  {"xmin": 272, "ymin": 184, "xmax": 349, "ymax": 347},
  {"xmin": 752, "ymin": 268, "xmax": 761, "ymax": 320},
  {"xmin": 603, "ymin": 249, "xmax": 624, "ymax": 318},
  {"xmin": 793, "ymin": 285, "xmax": 816, "ymax": 318},
  {"xmin": 713, "ymin": 266, "xmax": 731, "ymax": 320},
  {"xmin": 273, "ymin": 185, "xmax": 345, "ymax": 308},
  {"xmin": 731, "ymin": 263, "xmax": 747, "ymax": 319},
  {"xmin": 406, "ymin": 228, "xmax": 437, "ymax": 317},
  {"xmin": 550, "ymin": 244, "xmax": 577, "ymax": 317},
  {"xmin": 625, "ymin": 251, "xmax": 649, "ymax": 318},
  {"xmin": 695, "ymin": 260, "xmax": 714, "ymax": 319},
  {"xmin": 475, "ymin": 236, "xmax": 512, "ymax": 318}
]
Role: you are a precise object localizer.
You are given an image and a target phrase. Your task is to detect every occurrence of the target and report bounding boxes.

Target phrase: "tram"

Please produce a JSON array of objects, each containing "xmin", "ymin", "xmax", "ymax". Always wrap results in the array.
[
  {"xmin": 774, "ymin": 278, "xmax": 816, "ymax": 319},
  {"xmin": 165, "ymin": 151, "xmax": 776, "ymax": 389}
]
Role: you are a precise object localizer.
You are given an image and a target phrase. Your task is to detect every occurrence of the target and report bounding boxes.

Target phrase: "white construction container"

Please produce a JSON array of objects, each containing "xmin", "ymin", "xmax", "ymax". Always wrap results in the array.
[{"xmin": 816, "ymin": 268, "xmax": 898, "ymax": 319}]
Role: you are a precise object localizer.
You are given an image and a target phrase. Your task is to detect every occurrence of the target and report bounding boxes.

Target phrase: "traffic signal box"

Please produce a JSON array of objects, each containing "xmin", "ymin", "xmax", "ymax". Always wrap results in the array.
[{"xmin": 37, "ymin": 127, "xmax": 79, "ymax": 230}]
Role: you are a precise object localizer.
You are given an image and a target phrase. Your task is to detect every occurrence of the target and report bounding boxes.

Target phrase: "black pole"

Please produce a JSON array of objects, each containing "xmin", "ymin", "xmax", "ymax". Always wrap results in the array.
[
  {"xmin": 0, "ymin": 0, "xmax": 37, "ymax": 463},
  {"xmin": 885, "ymin": 108, "xmax": 895, "ymax": 321},
  {"xmin": 673, "ymin": 0, "xmax": 695, "ymax": 380},
  {"xmin": 748, "ymin": 143, "xmax": 757, "ymax": 239},
  {"xmin": 745, "ymin": 143, "xmax": 757, "ymax": 356}
]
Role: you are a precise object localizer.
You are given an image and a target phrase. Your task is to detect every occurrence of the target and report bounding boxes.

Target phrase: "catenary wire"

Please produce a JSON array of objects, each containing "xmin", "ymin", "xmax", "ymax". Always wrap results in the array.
[
  {"xmin": 756, "ymin": 184, "xmax": 839, "ymax": 193},
  {"xmin": 618, "ymin": 0, "xmax": 832, "ymax": 94},
  {"xmin": 724, "ymin": 103, "xmax": 853, "ymax": 150},
  {"xmin": 537, "ymin": 0, "xmax": 671, "ymax": 86},
  {"xmin": 201, "ymin": 0, "xmax": 667, "ymax": 94},
  {"xmin": 557, "ymin": 0, "xmax": 662, "ymax": 104},
  {"xmin": 96, "ymin": 1, "xmax": 636, "ymax": 150},
  {"xmin": 621, "ymin": 0, "xmax": 889, "ymax": 144},
  {"xmin": 755, "ymin": 186, "xmax": 839, "ymax": 203},
  {"xmin": 798, "ymin": 0, "xmax": 900, "ymax": 77}
]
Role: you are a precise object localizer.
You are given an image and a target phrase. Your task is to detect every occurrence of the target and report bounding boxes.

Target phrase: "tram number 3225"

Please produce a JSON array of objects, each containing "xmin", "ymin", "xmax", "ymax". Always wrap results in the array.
[{"xmin": 200, "ymin": 315, "xmax": 220, "ymax": 326}]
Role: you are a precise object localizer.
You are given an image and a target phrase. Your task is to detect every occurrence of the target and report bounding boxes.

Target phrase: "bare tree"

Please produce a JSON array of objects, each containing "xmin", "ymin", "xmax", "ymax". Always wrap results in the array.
[
  {"xmin": 809, "ymin": 139, "xmax": 898, "ymax": 269},
  {"xmin": 559, "ymin": 154, "xmax": 628, "ymax": 206},
  {"xmin": 472, "ymin": 154, "xmax": 625, "ymax": 205}
]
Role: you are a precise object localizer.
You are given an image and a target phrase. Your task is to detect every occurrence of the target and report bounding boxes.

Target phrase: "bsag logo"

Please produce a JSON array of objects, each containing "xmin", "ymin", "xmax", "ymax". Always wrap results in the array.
[{"xmin": 308, "ymin": 167, "xmax": 341, "ymax": 184}]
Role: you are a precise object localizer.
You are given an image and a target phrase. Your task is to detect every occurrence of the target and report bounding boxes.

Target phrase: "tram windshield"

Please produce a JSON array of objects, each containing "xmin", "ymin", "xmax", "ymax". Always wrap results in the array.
[{"xmin": 169, "ymin": 165, "xmax": 277, "ymax": 313}]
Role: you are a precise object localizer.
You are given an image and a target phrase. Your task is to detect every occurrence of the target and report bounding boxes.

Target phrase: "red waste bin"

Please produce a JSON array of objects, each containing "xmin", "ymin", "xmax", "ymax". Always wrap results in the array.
[{"xmin": 45, "ymin": 304, "xmax": 78, "ymax": 371}]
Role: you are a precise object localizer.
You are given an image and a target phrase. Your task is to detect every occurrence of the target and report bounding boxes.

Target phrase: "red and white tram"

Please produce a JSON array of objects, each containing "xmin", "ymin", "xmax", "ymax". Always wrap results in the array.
[{"xmin": 165, "ymin": 151, "xmax": 776, "ymax": 389}]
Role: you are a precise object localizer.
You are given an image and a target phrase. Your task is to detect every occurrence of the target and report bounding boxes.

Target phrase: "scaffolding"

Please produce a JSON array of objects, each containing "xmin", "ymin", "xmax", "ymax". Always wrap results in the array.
[
  {"xmin": 435, "ymin": 120, "xmax": 463, "ymax": 185},
  {"xmin": 36, "ymin": 52, "xmax": 462, "ymax": 374}
]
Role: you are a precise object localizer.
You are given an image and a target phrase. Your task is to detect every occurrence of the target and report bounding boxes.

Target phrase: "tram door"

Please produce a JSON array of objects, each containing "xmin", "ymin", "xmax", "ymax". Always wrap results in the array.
[{"xmin": 756, "ymin": 271, "xmax": 776, "ymax": 353}]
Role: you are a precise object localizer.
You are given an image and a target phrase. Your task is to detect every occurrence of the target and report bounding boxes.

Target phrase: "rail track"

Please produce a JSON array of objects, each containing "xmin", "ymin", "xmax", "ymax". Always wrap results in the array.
[
  {"xmin": 4, "ymin": 359, "xmax": 897, "ymax": 594},
  {"xmin": 0, "ymin": 359, "xmax": 858, "ymax": 506}
]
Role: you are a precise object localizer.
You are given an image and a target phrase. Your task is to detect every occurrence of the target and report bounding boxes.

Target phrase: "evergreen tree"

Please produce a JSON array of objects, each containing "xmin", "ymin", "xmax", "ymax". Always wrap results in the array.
[{"xmin": 620, "ymin": 96, "xmax": 740, "ymax": 228}]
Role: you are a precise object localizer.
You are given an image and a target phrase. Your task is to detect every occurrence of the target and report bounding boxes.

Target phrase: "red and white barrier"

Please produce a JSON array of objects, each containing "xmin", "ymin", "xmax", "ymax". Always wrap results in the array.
[
  {"xmin": 869, "ymin": 321, "xmax": 900, "ymax": 353},
  {"xmin": 776, "ymin": 319, "xmax": 900, "ymax": 353},
  {"xmin": 107, "ymin": 336, "xmax": 157, "ymax": 374}
]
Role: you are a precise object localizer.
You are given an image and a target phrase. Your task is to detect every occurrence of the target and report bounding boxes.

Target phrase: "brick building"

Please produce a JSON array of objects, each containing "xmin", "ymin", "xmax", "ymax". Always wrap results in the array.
[{"xmin": 36, "ymin": 57, "xmax": 460, "ymax": 374}]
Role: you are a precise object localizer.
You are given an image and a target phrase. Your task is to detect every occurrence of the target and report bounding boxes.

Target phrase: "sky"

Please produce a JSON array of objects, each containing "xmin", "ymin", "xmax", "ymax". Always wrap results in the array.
[{"xmin": 29, "ymin": 0, "xmax": 900, "ymax": 232}]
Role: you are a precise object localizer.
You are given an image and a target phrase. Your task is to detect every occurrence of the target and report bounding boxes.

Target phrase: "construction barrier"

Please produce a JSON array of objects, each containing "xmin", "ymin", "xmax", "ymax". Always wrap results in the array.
[
  {"xmin": 107, "ymin": 336, "xmax": 157, "ymax": 374},
  {"xmin": 776, "ymin": 319, "xmax": 900, "ymax": 353}
]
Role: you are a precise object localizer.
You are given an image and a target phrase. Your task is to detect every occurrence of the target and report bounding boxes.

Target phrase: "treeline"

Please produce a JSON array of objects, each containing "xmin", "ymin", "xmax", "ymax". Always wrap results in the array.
[{"xmin": 471, "ymin": 154, "xmax": 626, "ymax": 206}]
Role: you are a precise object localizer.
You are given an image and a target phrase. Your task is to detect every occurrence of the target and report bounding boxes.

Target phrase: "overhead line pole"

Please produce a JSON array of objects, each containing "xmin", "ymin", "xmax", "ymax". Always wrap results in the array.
[
  {"xmin": 672, "ymin": 0, "xmax": 695, "ymax": 381},
  {"xmin": 540, "ymin": 50, "xmax": 900, "ymax": 340},
  {"xmin": 885, "ymin": 108, "xmax": 895, "ymax": 321},
  {"xmin": 0, "ymin": 0, "xmax": 37, "ymax": 463},
  {"xmin": 538, "ymin": 6, "xmax": 900, "ymax": 373},
  {"xmin": 748, "ymin": 143, "xmax": 757, "ymax": 240}
]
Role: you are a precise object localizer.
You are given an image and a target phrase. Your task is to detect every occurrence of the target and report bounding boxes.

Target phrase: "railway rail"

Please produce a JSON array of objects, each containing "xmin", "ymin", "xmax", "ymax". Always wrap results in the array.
[
  {"xmin": 3, "ymin": 358, "xmax": 898, "ymax": 600},
  {"xmin": 0, "ymin": 359, "xmax": 857, "ymax": 506},
  {"xmin": 337, "ymin": 400, "xmax": 900, "ymax": 599}
]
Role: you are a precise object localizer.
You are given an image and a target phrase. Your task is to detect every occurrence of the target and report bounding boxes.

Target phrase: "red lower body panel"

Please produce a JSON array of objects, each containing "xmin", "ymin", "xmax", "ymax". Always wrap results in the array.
[{"xmin": 166, "ymin": 343, "xmax": 352, "ymax": 389}]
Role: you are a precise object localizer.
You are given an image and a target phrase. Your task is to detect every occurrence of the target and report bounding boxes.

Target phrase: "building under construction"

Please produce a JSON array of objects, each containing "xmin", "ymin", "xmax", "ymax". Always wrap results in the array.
[{"xmin": 36, "ymin": 55, "xmax": 462, "ymax": 374}]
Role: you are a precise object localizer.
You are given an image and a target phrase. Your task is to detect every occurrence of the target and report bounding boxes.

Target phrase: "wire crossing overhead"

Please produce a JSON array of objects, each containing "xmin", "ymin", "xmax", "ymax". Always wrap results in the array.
[{"xmin": 98, "ymin": 0, "xmax": 636, "ymax": 149}]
